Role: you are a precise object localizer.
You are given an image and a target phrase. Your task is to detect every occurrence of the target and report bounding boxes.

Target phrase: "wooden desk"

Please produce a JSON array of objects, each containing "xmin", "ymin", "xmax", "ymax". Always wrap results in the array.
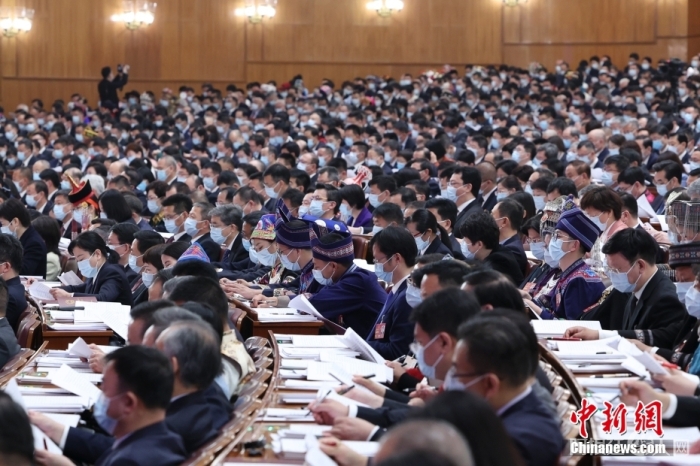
[
  {"xmin": 240, "ymin": 310, "xmax": 324, "ymax": 340},
  {"xmin": 39, "ymin": 327, "xmax": 114, "ymax": 350}
]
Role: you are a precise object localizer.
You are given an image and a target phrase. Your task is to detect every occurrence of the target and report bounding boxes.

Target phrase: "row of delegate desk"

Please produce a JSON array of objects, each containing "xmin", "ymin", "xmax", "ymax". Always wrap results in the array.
[{"xmin": 7, "ymin": 292, "xmax": 687, "ymax": 465}]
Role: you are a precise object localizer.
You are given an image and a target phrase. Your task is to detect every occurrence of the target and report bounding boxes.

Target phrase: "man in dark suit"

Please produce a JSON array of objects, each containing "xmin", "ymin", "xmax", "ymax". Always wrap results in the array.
[
  {"xmin": 450, "ymin": 167, "xmax": 483, "ymax": 238},
  {"xmin": 570, "ymin": 228, "xmax": 688, "ymax": 350},
  {"xmin": 33, "ymin": 346, "xmax": 186, "ymax": 466},
  {"xmin": 476, "ymin": 162, "xmax": 499, "ymax": 213},
  {"xmin": 366, "ymin": 227, "xmax": 417, "ymax": 360},
  {"xmin": 492, "ymin": 199, "xmax": 528, "ymax": 276},
  {"xmin": 0, "ymin": 278, "xmax": 21, "ymax": 368},
  {"xmin": 161, "ymin": 193, "xmax": 193, "ymax": 244},
  {"xmin": 454, "ymin": 313, "xmax": 565, "ymax": 466},
  {"xmin": 394, "ymin": 121, "xmax": 416, "ymax": 152},
  {"xmin": 209, "ymin": 205, "xmax": 247, "ymax": 266},
  {"xmin": 617, "ymin": 379, "xmax": 700, "ymax": 429},
  {"xmin": 51, "ymin": 321, "xmax": 231, "ymax": 463},
  {"xmin": 184, "ymin": 203, "xmax": 221, "ymax": 263},
  {"xmin": 26, "ymin": 181, "xmax": 54, "ymax": 216},
  {"xmin": 107, "ymin": 223, "xmax": 141, "ymax": 284},
  {"xmin": 0, "ymin": 199, "xmax": 47, "ymax": 278},
  {"xmin": 0, "ymin": 235, "xmax": 28, "ymax": 331},
  {"xmin": 460, "ymin": 211, "xmax": 524, "ymax": 284},
  {"xmin": 425, "ymin": 198, "xmax": 466, "ymax": 260}
]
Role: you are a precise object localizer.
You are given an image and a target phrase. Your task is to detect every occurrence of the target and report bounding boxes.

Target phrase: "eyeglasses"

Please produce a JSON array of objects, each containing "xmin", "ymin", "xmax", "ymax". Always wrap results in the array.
[{"xmin": 373, "ymin": 254, "xmax": 395, "ymax": 265}]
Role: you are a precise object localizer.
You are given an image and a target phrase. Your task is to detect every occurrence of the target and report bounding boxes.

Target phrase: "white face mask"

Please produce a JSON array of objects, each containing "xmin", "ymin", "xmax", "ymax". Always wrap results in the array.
[
  {"xmin": 676, "ymin": 282, "xmax": 693, "ymax": 304},
  {"xmin": 685, "ymin": 286, "xmax": 700, "ymax": 318}
]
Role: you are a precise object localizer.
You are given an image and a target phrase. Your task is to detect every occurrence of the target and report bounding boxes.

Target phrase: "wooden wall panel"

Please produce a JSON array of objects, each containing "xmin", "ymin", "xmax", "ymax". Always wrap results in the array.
[{"xmin": 0, "ymin": 0, "xmax": 697, "ymax": 111}]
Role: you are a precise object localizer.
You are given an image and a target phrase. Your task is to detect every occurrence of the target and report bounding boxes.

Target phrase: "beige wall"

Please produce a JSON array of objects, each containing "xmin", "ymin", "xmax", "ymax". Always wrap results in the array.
[{"xmin": 0, "ymin": 0, "xmax": 698, "ymax": 109}]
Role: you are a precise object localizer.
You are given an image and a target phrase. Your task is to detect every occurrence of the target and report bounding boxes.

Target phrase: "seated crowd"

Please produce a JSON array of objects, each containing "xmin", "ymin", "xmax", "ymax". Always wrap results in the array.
[{"xmin": 3, "ymin": 51, "xmax": 700, "ymax": 465}]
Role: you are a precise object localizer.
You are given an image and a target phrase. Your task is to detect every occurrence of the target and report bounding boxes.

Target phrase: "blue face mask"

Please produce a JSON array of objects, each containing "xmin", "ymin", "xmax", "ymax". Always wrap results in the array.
[
  {"xmin": 242, "ymin": 238, "xmax": 251, "ymax": 251},
  {"xmin": 547, "ymin": 238, "xmax": 572, "ymax": 263},
  {"xmin": 61, "ymin": 180, "xmax": 71, "ymax": 190},
  {"xmin": 652, "ymin": 140, "xmax": 663, "ymax": 151},
  {"xmin": 279, "ymin": 249, "xmax": 301, "ymax": 272},
  {"xmin": 248, "ymin": 247, "xmax": 260, "ymax": 264},
  {"xmin": 78, "ymin": 253, "xmax": 98, "ymax": 278},
  {"xmin": 312, "ymin": 263, "xmax": 334, "ymax": 286},
  {"xmin": 529, "ymin": 241, "xmax": 545, "ymax": 260},
  {"xmin": 128, "ymin": 254, "xmax": 142, "ymax": 273},
  {"xmin": 94, "ymin": 393, "xmax": 119, "ymax": 435},
  {"xmin": 374, "ymin": 255, "xmax": 396, "ymax": 282},
  {"xmin": 256, "ymin": 246, "xmax": 278, "ymax": 267},
  {"xmin": 607, "ymin": 262, "xmax": 640, "ymax": 293},
  {"xmin": 443, "ymin": 367, "xmax": 485, "ymax": 392},
  {"xmin": 461, "ymin": 241, "xmax": 479, "ymax": 260},
  {"xmin": 405, "ymin": 283, "xmax": 422, "ymax": 308},
  {"xmin": 411, "ymin": 334, "xmax": 443, "ymax": 379},
  {"xmin": 496, "ymin": 192, "xmax": 508, "ymax": 202},
  {"xmin": 156, "ymin": 169, "xmax": 168, "ymax": 181},
  {"xmin": 210, "ymin": 226, "xmax": 229, "ymax": 245}
]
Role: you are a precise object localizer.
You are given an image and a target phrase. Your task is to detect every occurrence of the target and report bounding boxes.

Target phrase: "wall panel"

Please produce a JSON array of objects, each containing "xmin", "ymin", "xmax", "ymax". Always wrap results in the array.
[{"xmin": 0, "ymin": 0, "xmax": 698, "ymax": 110}]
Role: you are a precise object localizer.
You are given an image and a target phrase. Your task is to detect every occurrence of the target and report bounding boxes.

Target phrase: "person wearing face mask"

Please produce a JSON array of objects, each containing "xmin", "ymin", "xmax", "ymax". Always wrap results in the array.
[
  {"xmin": 160, "ymin": 194, "xmax": 193, "ymax": 244},
  {"xmin": 303, "ymin": 219, "xmax": 386, "ymax": 339},
  {"xmin": 221, "ymin": 214, "xmax": 297, "ymax": 300},
  {"xmin": 50, "ymin": 231, "xmax": 133, "ymax": 305},
  {"xmin": 459, "ymin": 211, "xmax": 524, "ymax": 285},
  {"xmin": 0, "ymin": 199, "xmax": 47, "ymax": 278},
  {"xmin": 580, "ymin": 186, "xmax": 629, "ymax": 277},
  {"xmin": 446, "ymin": 313, "xmax": 564, "ymax": 466},
  {"xmin": 524, "ymin": 208, "xmax": 605, "ymax": 320},
  {"xmin": 129, "ymin": 230, "xmax": 165, "ymax": 306},
  {"xmin": 261, "ymin": 164, "xmax": 291, "ymax": 212},
  {"xmin": 107, "ymin": 223, "xmax": 141, "ymax": 283},
  {"xmin": 405, "ymin": 209, "xmax": 453, "ymax": 257},
  {"xmin": 520, "ymin": 214, "xmax": 557, "ymax": 295},
  {"xmin": 217, "ymin": 211, "xmax": 274, "ymax": 282},
  {"xmin": 200, "ymin": 162, "xmax": 222, "ymax": 205},
  {"xmin": 145, "ymin": 181, "xmax": 169, "ymax": 232},
  {"xmin": 449, "ymin": 167, "xmax": 483, "ymax": 238},
  {"xmin": 652, "ymin": 161, "xmax": 684, "ymax": 215},
  {"xmin": 307, "ymin": 184, "xmax": 340, "ymax": 220},
  {"xmin": 309, "ymin": 289, "xmax": 482, "ymax": 435},
  {"xmin": 25, "ymin": 180, "xmax": 53, "ymax": 215},
  {"xmin": 31, "ymin": 346, "xmax": 187, "ymax": 466},
  {"xmin": 339, "ymin": 184, "xmax": 373, "ymax": 234},
  {"xmin": 251, "ymin": 205, "xmax": 320, "ymax": 308},
  {"xmin": 363, "ymin": 227, "xmax": 417, "ymax": 359},
  {"xmin": 367, "ymin": 176, "xmax": 396, "ymax": 210},
  {"xmin": 183, "ymin": 203, "xmax": 221, "ymax": 263},
  {"xmin": 566, "ymin": 228, "xmax": 689, "ymax": 350},
  {"xmin": 154, "ymin": 155, "xmax": 179, "ymax": 186},
  {"xmin": 491, "ymin": 199, "xmax": 528, "ymax": 276},
  {"xmin": 0, "ymin": 234, "xmax": 29, "ymax": 331},
  {"xmin": 616, "ymin": 167, "xmax": 661, "ymax": 221},
  {"xmin": 208, "ymin": 205, "xmax": 247, "ymax": 269}
]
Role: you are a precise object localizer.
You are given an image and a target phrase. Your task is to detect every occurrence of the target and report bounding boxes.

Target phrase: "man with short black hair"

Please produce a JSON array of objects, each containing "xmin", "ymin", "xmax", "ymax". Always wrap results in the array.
[
  {"xmin": 459, "ymin": 211, "xmax": 524, "ymax": 284},
  {"xmin": 0, "ymin": 234, "xmax": 27, "ymax": 331},
  {"xmin": 0, "ymin": 199, "xmax": 47, "ymax": 278},
  {"xmin": 262, "ymin": 164, "xmax": 291, "ymax": 211},
  {"xmin": 448, "ymin": 167, "xmax": 482, "ymax": 237},
  {"xmin": 410, "ymin": 259, "xmax": 473, "ymax": 301},
  {"xmin": 452, "ymin": 313, "xmax": 564, "ymax": 466},
  {"xmin": 567, "ymin": 228, "xmax": 689, "ymax": 349},
  {"xmin": 129, "ymin": 230, "xmax": 166, "ymax": 306},
  {"xmin": 108, "ymin": 223, "xmax": 141, "ymax": 283},
  {"xmin": 209, "ymin": 205, "xmax": 246, "ymax": 267},
  {"xmin": 34, "ymin": 345, "xmax": 187, "ymax": 466},
  {"xmin": 0, "ymin": 278, "xmax": 20, "ymax": 368},
  {"xmin": 425, "ymin": 197, "xmax": 465, "ymax": 259},
  {"xmin": 491, "ymin": 199, "xmax": 527, "ymax": 275},
  {"xmin": 160, "ymin": 193, "xmax": 194, "ymax": 243},
  {"xmin": 367, "ymin": 227, "xmax": 417, "ymax": 359}
]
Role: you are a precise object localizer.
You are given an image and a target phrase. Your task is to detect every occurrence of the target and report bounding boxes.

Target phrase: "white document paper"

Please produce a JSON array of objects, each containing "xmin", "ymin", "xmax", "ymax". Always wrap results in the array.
[
  {"xmin": 29, "ymin": 281, "xmax": 54, "ymax": 300},
  {"xmin": 632, "ymin": 352, "xmax": 669, "ymax": 376},
  {"xmin": 291, "ymin": 335, "xmax": 347, "ymax": 348},
  {"xmin": 320, "ymin": 353, "xmax": 392, "ymax": 382},
  {"xmin": 68, "ymin": 337, "xmax": 93, "ymax": 359},
  {"xmin": 289, "ymin": 295, "xmax": 325, "ymax": 320},
  {"xmin": 531, "ymin": 320, "xmax": 602, "ymax": 337},
  {"xmin": 58, "ymin": 271, "xmax": 83, "ymax": 286},
  {"xmin": 51, "ymin": 364, "xmax": 102, "ymax": 407},
  {"xmin": 341, "ymin": 328, "xmax": 385, "ymax": 365},
  {"xmin": 101, "ymin": 311, "xmax": 128, "ymax": 340}
]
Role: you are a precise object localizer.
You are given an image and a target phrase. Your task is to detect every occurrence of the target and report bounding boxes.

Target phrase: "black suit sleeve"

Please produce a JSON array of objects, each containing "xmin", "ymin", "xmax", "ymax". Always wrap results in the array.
[
  {"xmin": 667, "ymin": 396, "xmax": 700, "ymax": 428},
  {"xmin": 20, "ymin": 239, "xmax": 46, "ymax": 278},
  {"xmin": 356, "ymin": 405, "xmax": 413, "ymax": 428},
  {"xmin": 0, "ymin": 338, "xmax": 10, "ymax": 369},
  {"xmin": 617, "ymin": 293, "xmax": 689, "ymax": 349}
]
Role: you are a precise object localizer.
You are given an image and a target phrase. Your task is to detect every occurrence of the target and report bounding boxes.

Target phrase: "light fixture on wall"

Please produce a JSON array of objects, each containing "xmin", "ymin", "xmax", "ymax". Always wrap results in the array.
[
  {"xmin": 111, "ymin": 1, "xmax": 157, "ymax": 30},
  {"xmin": 0, "ymin": 7, "xmax": 34, "ymax": 38},
  {"xmin": 366, "ymin": 0, "xmax": 404, "ymax": 17},
  {"xmin": 503, "ymin": 0, "xmax": 528, "ymax": 6},
  {"xmin": 235, "ymin": 0, "xmax": 277, "ymax": 24}
]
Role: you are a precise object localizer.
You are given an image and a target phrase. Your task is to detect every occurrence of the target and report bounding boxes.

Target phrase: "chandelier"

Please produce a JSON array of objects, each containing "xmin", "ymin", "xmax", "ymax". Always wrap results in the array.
[
  {"xmin": 111, "ymin": 1, "xmax": 157, "ymax": 30},
  {"xmin": 0, "ymin": 7, "xmax": 33, "ymax": 38},
  {"xmin": 366, "ymin": 0, "xmax": 404, "ymax": 17},
  {"xmin": 235, "ymin": 0, "xmax": 277, "ymax": 24},
  {"xmin": 503, "ymin": 0, "xmax": 528, "ymax": 6}
]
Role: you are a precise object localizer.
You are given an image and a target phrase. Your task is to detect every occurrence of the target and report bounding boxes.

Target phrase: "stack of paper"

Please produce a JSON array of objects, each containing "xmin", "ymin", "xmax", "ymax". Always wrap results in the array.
[
  {"xmin": 283, "ymin": 380, "xmax": 340, "ymax": 391},
  {"xmin": 279, "ymin": 438, "xmax": 379, "ymax": 460},
  {"xmin": 58, "ymin": 271, "xmax": 83, "ymax": 286},
  {"xmin": 258, "ymin": 408, "xmax": 315, "ymax": 422},
  {"xmin": 255, "ymin": 308, "xmax": 319, "ymax": 323},
  {"xmin": 531, "ymin": 320, "xmax": 602, "ymax": 338},
  {"xmin": 28, "ymin": 281, "xmax": 54, "ymax": 300},
  {"xmin": 278, "ymin": 392, "xmax": 318, "ymax": 404},
  {"xmin": 279, "ymin": 347, "xmax": 360, "ymax": 360},
  {"xmin": 22, "ymin": 395, "xmax": 88, "ymax": 412},
  {"xmin": 278, "ymin": 425, "xmax": 331, "ymax": 438}
]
